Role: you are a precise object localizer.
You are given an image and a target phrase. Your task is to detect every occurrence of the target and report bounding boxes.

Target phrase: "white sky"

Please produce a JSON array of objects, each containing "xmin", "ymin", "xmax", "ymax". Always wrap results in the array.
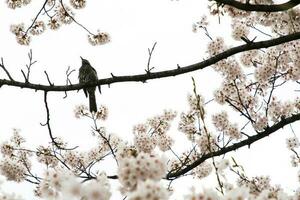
[{"xmin": 0, "ymin": 0, "xmax": 299, "ymax": 199}]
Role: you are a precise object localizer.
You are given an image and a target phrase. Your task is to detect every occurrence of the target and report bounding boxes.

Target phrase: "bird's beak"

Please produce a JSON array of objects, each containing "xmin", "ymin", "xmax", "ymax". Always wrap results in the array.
[{"xmin": 80, "ymin": 56, "xmax": 83, "ymax": 60}]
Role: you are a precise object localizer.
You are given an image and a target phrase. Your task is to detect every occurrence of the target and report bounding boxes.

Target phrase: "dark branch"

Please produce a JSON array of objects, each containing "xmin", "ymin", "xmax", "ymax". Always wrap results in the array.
[
  {"xmin": 44, "ymin": 71, "xmax": 54, "ymax": 86},
  {"xmin": 166, "ymin": 113, "xmax": 300, "ymax": 179},
  {"xmin": 213, "ymin": 0, "xmax": 300, "ymax": 12},
  {"xmin": 42, "ymin": 91, "xmax": 63, "ymax": 148},
  {"xmin": 0, "ymin": 58, "xmax": 14, "ymax": 81},
  {"xmin": 59, "ymin": 0, "xmax": 95, "ymax": 36},
  {"xmin": 25, "ymin": 0, "xmax": 49, "ymax": 35},
  {"xmin": 146, "ymin": 42, "xmax": 157, "ymax": 73},
  {"xmin": 0, "ymin": 32, "xmax": 299, "ymax": 92},
  {"xmin": 41, "ymin": 91, "xmax": 78, "ymax": 150}
]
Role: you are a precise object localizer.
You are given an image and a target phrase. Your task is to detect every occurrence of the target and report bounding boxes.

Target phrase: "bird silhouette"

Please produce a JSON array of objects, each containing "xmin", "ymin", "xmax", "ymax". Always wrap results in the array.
[{"xmin": 78, "ymin": 57, "xmax": 98, "ymax": 113}]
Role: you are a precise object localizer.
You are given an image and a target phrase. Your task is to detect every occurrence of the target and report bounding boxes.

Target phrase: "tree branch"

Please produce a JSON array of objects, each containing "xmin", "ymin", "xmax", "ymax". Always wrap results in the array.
[
  {"xmin": 0, "ymin": 32, "xmax": 299, "ymax": 92},
  {"xmin": 24, "ymin": 0, "xmax": 49, "ymax": 35},
  {"xmin": 0, "ymin": 58, "xmax": 14, "ymax": 81},
  {"xmin": 212, "ymin": 0, "xmax": 300, "ymax": 12},
  {"xmin": 166, "ymin": 113, "xmax": 300, "ymax": 179},
  {"xmin": 41, "ymin": 91, "xmax": 78, "ymax": 150}
]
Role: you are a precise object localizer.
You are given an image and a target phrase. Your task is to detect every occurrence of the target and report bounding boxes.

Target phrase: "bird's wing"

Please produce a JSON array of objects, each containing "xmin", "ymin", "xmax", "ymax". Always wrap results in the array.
[{"xmin": 91, "ymin": 66, "xmax": 98, "ymax": 76}]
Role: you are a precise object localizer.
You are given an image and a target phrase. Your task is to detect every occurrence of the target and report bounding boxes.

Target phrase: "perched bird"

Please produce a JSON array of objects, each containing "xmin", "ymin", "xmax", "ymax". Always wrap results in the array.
[{"xmin": 78, "ymin": 57, "xmax": 98, "ymax": 113}]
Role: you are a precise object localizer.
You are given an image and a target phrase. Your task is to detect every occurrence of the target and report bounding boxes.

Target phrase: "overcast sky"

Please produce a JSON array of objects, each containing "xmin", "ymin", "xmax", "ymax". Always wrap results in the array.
[{"xmin": 0, "ymin": 0, "xmax": 299, "ymax": 199}]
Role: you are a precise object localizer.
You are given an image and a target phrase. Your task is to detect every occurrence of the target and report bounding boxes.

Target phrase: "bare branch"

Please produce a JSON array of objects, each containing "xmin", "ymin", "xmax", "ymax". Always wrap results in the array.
[
  {"xmin": 66, "ymin": 66, "xmax": 76, "ymax": 86},
  {"xmin": 0, "ymin": 32, "xmax": 299, "ymax": 92},
  {"xmin": 0, "ymin": 58, "xmax": 14, "ymax": 81},
  {"xmin": 44, "ymin": 71, "xmax": 54, "ymax": 86},
  {"xmin": 63, "ymin": 66, "xmax": 76, "ymax": 98},
  {"xmin": 41, "ymin": 91, "xmax": 59, "ymax": 147},
  {"xmin": 145, "ymin": 42, "xmax": 157, "ymax": 73},
  {"xmin": 41, "ymin": 91, "xmax": 78, "ymax": 150}
]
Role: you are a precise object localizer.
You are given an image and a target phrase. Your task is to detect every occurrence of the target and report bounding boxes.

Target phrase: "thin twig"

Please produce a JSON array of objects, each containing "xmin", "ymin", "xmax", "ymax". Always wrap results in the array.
[
  {"xmin": 146, "ymin": 42, "xmax": 157, "ymax": 73},
  {"xmin": 0, "ymin": 58, "xmax": 14, "ymax": 81},
  {"xmin": 59, "ymin": 0, "xmax": 95, "ymax": 35},
  {"xmin": 44, "ymin": 71, "xmax": 54, "ymax": 86},
  {"xmin": 25, "ymin": 0, "xmax": 49, "ymax": 35},
  {"xmin": 41, "ymin": 91, "xmax": 78, "ymax": 150}
]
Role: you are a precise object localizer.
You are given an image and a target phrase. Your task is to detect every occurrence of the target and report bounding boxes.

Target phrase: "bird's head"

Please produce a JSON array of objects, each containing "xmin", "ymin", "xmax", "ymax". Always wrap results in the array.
[{"xmin": 80, "ymin": 56, "xmax": 90, "ymax": 65}]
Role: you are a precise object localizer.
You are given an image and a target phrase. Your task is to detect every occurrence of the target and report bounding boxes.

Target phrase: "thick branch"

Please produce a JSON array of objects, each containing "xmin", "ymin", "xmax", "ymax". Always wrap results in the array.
[
  {"xmin": 0, "ymin": 32, "xmax": 299, "ymax": 92},
  {"xmin": 166, "ymin": 113, "xmax": 300, "ymax": 179},
  {"xmin": 213, "ymin": 0, "xmax": 300, "ymax": 12}
]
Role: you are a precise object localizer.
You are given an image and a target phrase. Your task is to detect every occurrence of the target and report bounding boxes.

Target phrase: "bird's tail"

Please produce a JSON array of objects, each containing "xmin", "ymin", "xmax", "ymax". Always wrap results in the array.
[{"xmin": 89, "ymin": 91, "xmax": 97, "ymax": 113}]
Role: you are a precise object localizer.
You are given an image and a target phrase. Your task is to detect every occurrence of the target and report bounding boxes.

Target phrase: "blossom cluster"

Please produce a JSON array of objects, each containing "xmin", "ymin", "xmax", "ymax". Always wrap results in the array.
[
  {"xmin": 0, "ymin": 158, "xmax": 27, "ymax": 183},
  {"xmin": 10, "ymin": 3, "xmax": 75, "ymax": 45},
  {"xmin": 133, "ymin": 109, "xmax": 176, "ymax": 152},
  {"xmin": 231, "ymin": 19, "xmax": 249, "ymax": 40},
  {"xmin": 88, "ymin": 31, "xmax": 111, "ymax": 46},
  {"xmin": 36, "ymin": 145, "xmax": 59, "ymax": 167},
  {"xmin": 178, "ymin": 94, "xmax": 205, "ymax": 140},
  {"xmin": 184, "ymin": 173, "xmax": 300, "ymax": 200},
  {"xmin": 268, "ymin": 97, "xmax": 295, "ymax": 123},
  {"xmin": 184, "ymin": 187, "xmax": 249, "ymax": 200},
  {"xmin": 192, "ymin": 160, "xmax": 213, "ymax": 179},
  {"xmin": 35, "ymin": 168, "xmax": 111, "ymax": 200},
  {"xmin": 0, "ymin": 129, "xmax": 31, "ymax": 183},
  {"xmin": 192, "ymin": 15, "xmax": 209, "ymax": 32},
  {"xmin": 212, "ymin": 111, "xmax": 241, "ymax": 139},
  {"xmin": 128, "ymin": 179, "xmax": 169, "ymax": 200},
  {"xmin": 6, "ymin": 0, "xmax": 31, "ymax": 9},
  {"xmin": 118, "ymin": 150, "xmax": 167, "ymax": 196},
  {"xmin": 286, "ymin": 135, "xmax": 300, "ymax": 167},
  {"xmin": 0, "ymin": 117, "xmax": 120, "ymax": 199},
  {"xmin": 70, "ymin": 0, "xmax": 86, "ymax": 9},
  {"xmin": 74, "ymin": 104, "xmax": 108, "ymax": 120},
  {"xmin": 207, "ymin": 37, "xmax": 226, "ymax": 56},
  {"xmin": 8, "ymin": 0, "xmax": 110, "ymax": 45}
]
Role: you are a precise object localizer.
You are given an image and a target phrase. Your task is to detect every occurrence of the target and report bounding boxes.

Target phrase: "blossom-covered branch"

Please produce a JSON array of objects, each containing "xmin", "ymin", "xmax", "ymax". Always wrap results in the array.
[{"xmin": 167, "ymin": 112, "xmax": 300, "ymax": 179}]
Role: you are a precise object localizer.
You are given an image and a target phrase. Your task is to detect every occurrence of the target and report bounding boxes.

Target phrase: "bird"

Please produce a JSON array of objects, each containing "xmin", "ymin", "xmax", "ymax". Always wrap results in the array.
[{"xmin": 78, "ymin": 57, "xmax": 98, "ymax": 113}]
